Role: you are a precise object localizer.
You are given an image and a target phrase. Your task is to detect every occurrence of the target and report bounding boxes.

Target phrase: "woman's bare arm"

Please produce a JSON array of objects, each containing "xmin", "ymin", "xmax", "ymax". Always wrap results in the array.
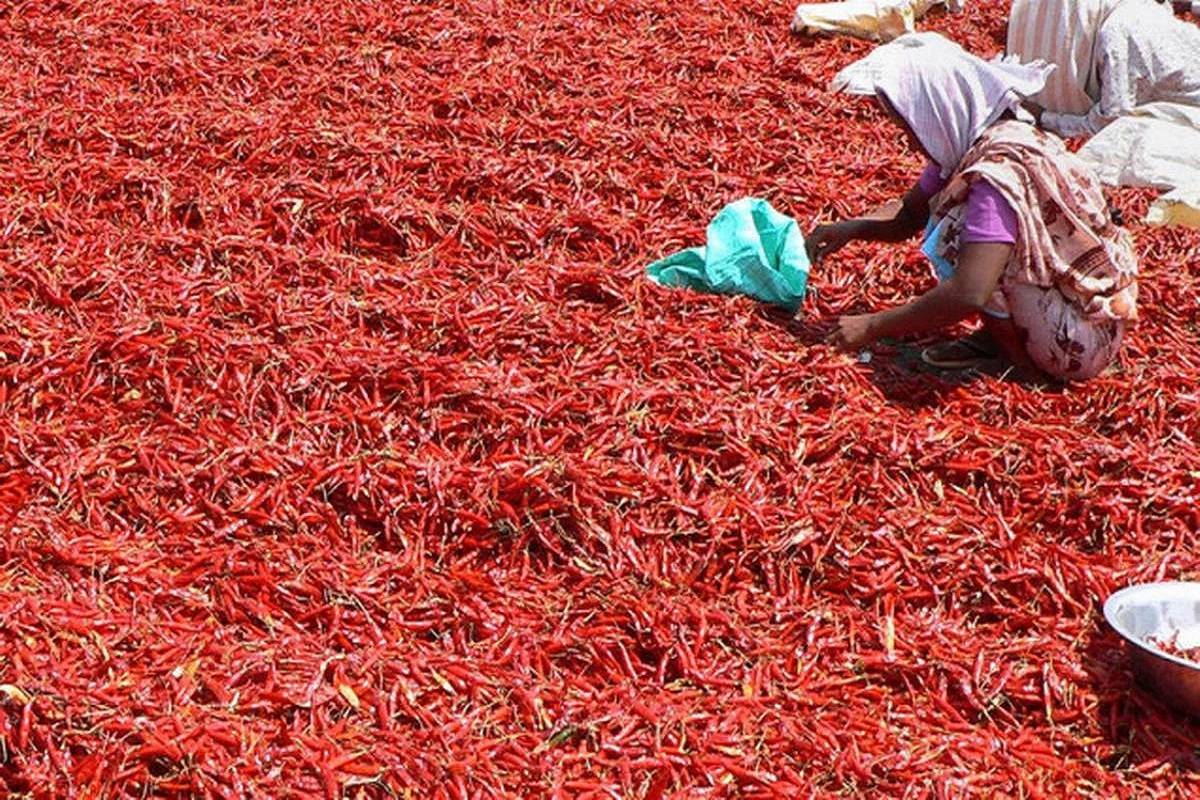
[{"xmin": 828, "ymin": 242, "xmax": 1013, "ymax": 349}]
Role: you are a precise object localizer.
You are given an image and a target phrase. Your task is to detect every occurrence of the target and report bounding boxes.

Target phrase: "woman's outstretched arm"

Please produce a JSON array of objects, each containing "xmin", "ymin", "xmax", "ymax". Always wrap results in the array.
[
  {"xmin": 827, "ymin": 242, "xmax": 1013, "ymax": 349},
  {"xmin": 805, "ymin": 183, "xmax": 931, "ymax": 265}
]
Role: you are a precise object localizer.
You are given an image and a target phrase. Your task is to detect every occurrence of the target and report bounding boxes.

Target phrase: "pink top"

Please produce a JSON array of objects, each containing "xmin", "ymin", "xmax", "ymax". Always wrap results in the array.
[{"xmin": 918, "ymin": 163, "xmax": 1019, "ymax": 244}]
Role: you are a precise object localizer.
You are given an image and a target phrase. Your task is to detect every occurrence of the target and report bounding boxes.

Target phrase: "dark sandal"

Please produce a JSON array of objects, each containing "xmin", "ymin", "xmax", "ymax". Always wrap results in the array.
[{"xmin": 921, "ymin": 332, "xmax": 1000, "ymax": 370}]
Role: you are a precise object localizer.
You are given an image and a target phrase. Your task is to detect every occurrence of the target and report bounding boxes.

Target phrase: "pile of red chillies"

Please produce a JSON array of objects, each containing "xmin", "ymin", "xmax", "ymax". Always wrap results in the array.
[{"xmin": 1, "ymin": 0, "xmax": 1199, "ymax": 796}]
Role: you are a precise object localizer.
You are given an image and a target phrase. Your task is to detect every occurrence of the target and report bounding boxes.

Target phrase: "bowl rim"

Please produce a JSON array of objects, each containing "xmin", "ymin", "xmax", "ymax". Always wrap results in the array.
[{"xmin": 1104, "ymin": 581, "xmax": 1200, "ymax": 671}]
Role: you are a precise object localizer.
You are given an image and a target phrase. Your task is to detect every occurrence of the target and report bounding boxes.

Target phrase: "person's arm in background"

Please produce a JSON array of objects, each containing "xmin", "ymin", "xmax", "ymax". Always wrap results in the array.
[
  {"xmin": 1039, "ymin": 20, "xmax": 1140, "ymax": 137},
  {"xmin": 1037, "ymin": 101, "xmax": 1110, "ymax": 138}
]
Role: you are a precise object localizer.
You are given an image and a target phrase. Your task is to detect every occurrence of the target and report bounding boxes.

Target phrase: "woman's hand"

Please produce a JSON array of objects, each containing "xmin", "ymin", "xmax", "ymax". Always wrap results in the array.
[
  {"xmin": 826, "ymin": 313, "xmax": 878, "ymax": 351},
  {"xmin": 805, "ymin": 222, "xmax": 854, "ymax": 265}
]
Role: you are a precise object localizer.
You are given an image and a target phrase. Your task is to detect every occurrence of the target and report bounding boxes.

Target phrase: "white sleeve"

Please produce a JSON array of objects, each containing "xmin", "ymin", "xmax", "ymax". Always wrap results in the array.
[
  {"xmin": 1042, "ymin": 107, "xmax": 1108, "ymax": 138},
  {"xmin": 1041, "ymin": 24, "xmax": 1135, "ymax": 138},
  {"xmin": 1094, "ymin": 25, "xmax": 1139, "ymax": 116},
  {"xmin": 1192, "ymin": 2, "xmax": 1200, "ymax": 17}
]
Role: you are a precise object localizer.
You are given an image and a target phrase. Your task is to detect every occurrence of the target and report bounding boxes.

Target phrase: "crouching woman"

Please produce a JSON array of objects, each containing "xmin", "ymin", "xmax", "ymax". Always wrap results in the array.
[{"xmin": 809, "ymin": 36, "xmax": 1138, "ymax": 381}]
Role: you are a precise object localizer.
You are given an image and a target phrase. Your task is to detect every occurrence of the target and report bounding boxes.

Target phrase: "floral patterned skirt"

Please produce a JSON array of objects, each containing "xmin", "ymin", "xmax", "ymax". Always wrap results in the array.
[{"xmin": 1006, "ymin": 283, "xmax": 1125, "ymax": 381}]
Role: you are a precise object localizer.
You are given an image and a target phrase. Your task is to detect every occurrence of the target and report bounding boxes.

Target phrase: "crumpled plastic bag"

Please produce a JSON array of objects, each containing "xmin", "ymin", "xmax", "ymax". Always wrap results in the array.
[
  {"xmin": 646, "ymin": 198, "xmax": 810, "ymax": 310},
  {"xmin": 1077, "ymin": 112, "xmax": 1200, "ymax": 229},
  {"xmin": 791, "ymin": 0, "xmax": 965, "ymax": 43}
]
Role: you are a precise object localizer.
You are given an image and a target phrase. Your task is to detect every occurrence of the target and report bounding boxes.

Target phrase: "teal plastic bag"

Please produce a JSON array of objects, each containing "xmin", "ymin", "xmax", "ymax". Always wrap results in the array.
[{"xmin": 646, "ymin": 198, "xmax": 810, "ymax": 310}]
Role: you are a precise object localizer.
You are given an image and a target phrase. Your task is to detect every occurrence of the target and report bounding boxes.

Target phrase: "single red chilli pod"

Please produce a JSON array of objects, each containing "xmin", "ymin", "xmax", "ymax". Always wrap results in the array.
[
  {"xmin": 320, "ymin": 762, "xmax": 338, "ymax": 800},
  {"xmin": 16, "ymin": 700, "xmax": 32, "ymax": 751}
]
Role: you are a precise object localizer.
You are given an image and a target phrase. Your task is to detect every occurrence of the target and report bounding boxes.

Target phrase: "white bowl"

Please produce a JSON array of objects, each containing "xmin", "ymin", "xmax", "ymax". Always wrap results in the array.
[{"xmin": 1104, "ymin": 581, "xmax": 1200, "ymax": 716}]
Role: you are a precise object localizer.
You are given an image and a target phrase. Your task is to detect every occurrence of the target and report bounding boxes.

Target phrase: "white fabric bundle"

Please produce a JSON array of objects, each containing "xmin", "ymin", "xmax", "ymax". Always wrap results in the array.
[
  {"xmin": 791, "ymin": 0, "xmax": 966, "ymax": 43},
  {"xmin": 1078, "ymin": 112, "xmax": 1200, "ymax": 228}
]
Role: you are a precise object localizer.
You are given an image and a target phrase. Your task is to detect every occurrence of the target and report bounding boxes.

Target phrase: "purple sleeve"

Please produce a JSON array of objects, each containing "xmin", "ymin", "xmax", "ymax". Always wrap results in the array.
[
  {"xmin": 917, "ymin": 163, "xmax": 946, "ymax": 197},
  {"xmin": 960, "ymin": 182, "xmax": 1019, "ymax": 244}
]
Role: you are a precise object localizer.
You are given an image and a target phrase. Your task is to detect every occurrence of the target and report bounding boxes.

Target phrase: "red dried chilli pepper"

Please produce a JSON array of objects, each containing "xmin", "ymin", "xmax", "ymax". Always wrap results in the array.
[{"xmin": 0, "ymin": 0, "xmax": 1196, "ymax": 797}]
